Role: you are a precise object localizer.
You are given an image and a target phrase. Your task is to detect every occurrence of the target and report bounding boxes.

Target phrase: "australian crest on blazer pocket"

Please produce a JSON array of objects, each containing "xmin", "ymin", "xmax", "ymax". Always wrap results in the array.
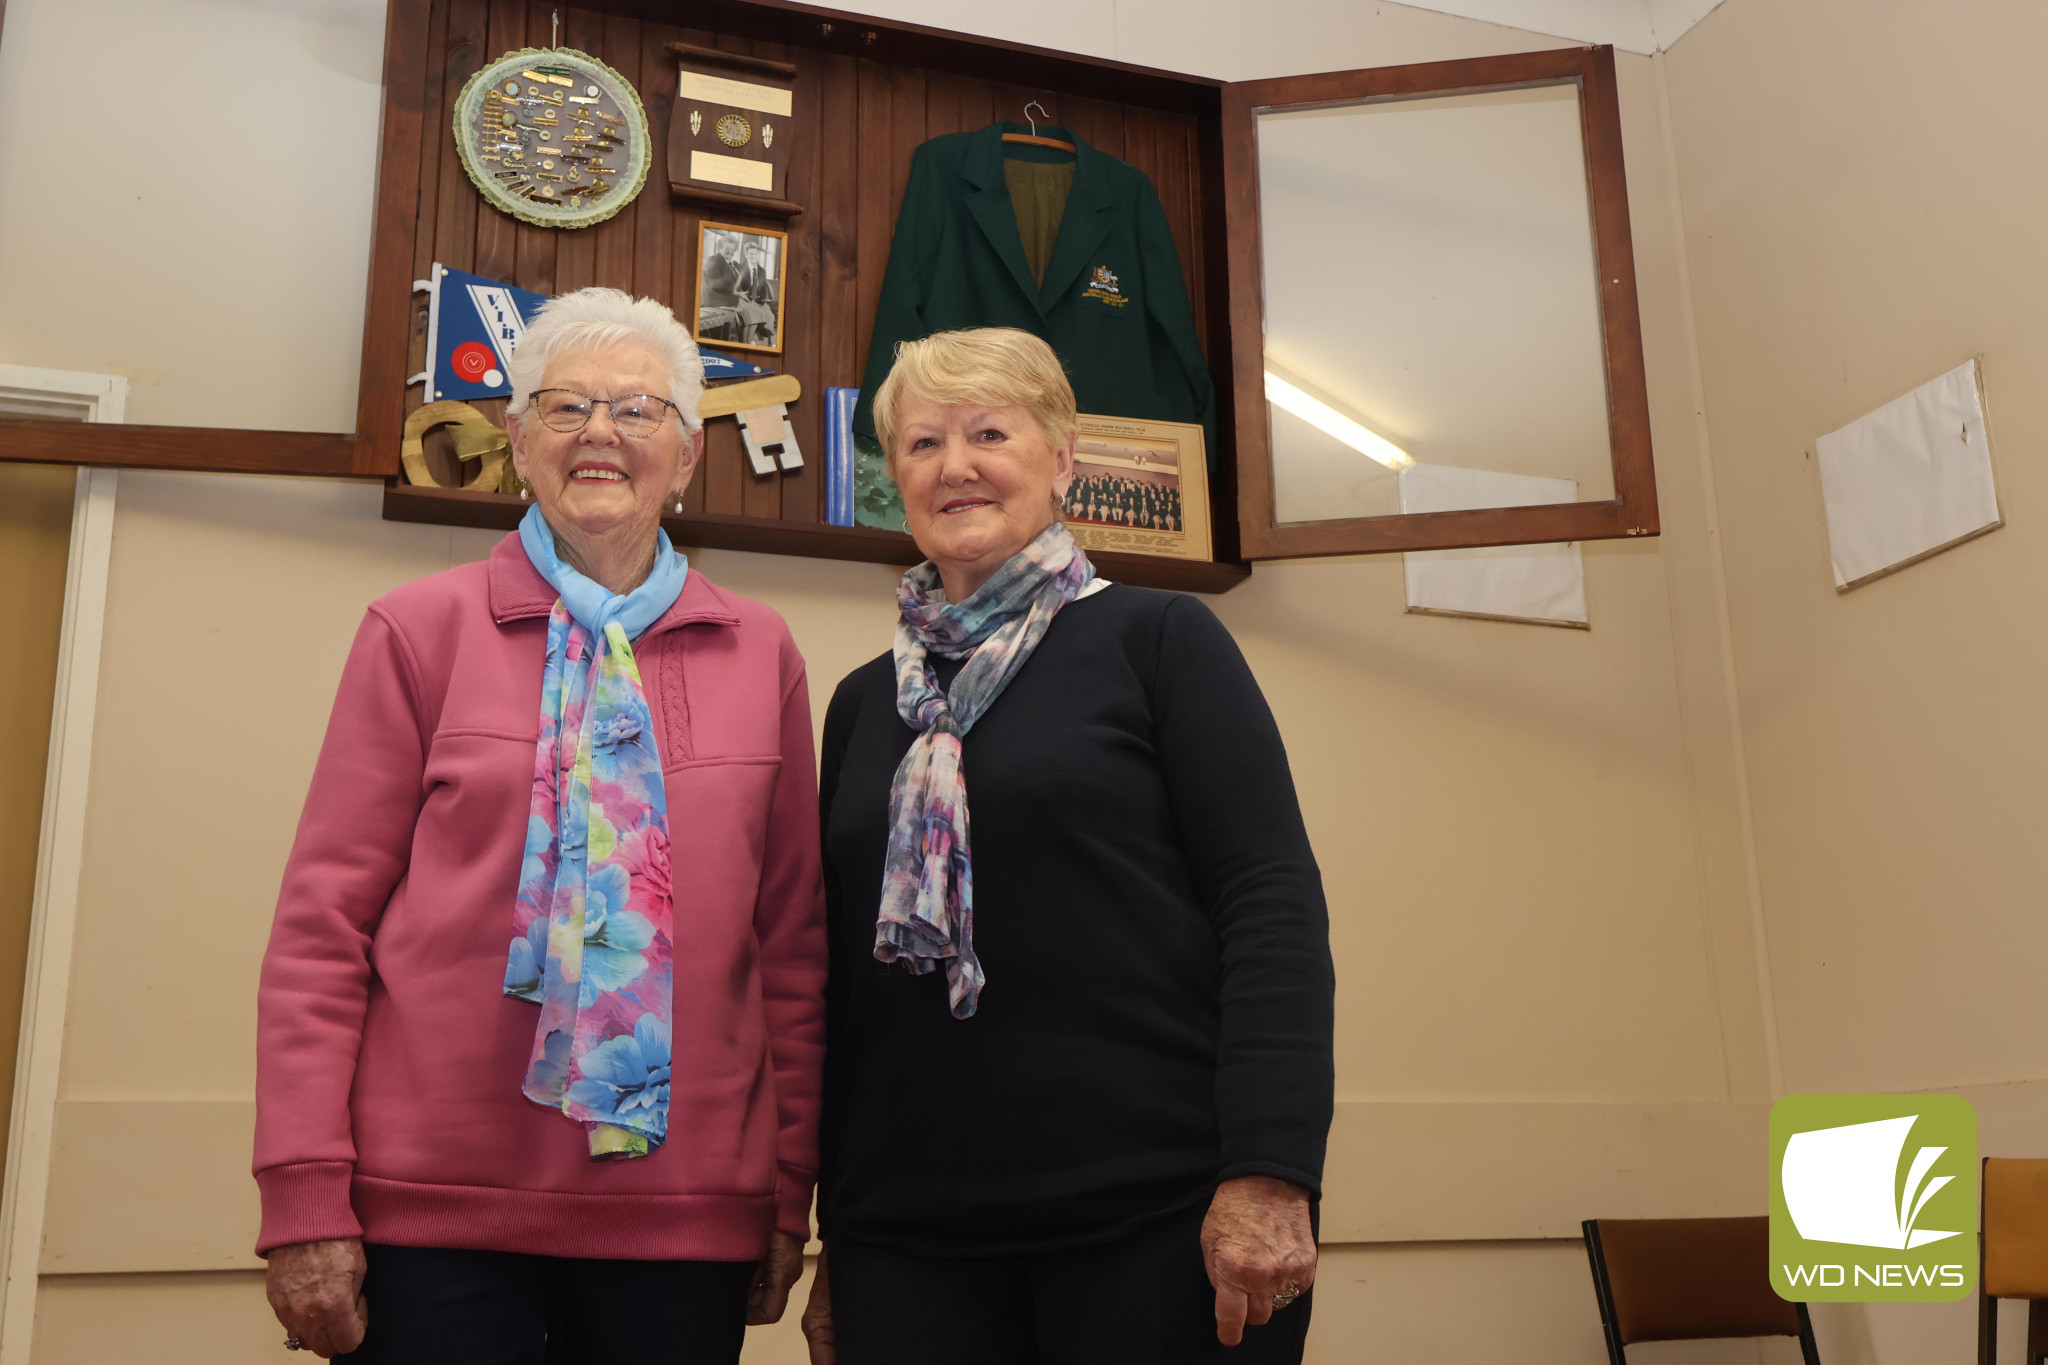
[{"xmin": 1079, "ymin": 263, "xmax": 1133, "ymax": 311}]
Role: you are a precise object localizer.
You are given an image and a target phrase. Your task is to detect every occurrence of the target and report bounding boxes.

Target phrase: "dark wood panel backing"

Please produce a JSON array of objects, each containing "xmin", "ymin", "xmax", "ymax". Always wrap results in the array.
[
  {"xmin": 1119, "ymin": 107, "xmax": 1204, "ymax": 353},
  {"xmin": 404, "ymin": 0, "xmax": 455, "ymax": 415},
  {"xmin": 352, "ymin": 0, "xmax": 437, "ymax": 475},
  {"xmin": 773, "ymin": 42, "xmax": 825, "ymax": 522},
  {"xmin": 471, "ymin": 0, "xmax": 526, "ymax": 284},
  {"xmin": 1058, "ymin": 94, "xmax": 1126, "ymax": 159},
  {"xmin": 1218, "ymin": 77, "xmax": 1275, "ymax": 557},
  {"xmin": 924, "ymin": 69, "xmax": 991, "ymax": 140},
  {"xmin": 850, "ymin": 57, "xmax": 896, "ymax": 408},
  {"xmin": 513, "ymin": 1, "xmax": 561, "ymax": 298},
  {"xmin": 591, "ymin": 13, "xmax": 643, "ymax": 297},
  {"xmin": 681, "ymin": 27, "xmax": 744, "ymax": 519},
  {"xmin": 549, "ymin": 6, "xmax": 606, "ymax": 294},
  {"xmin": 632, "ymin": 18, "xmax": 677, "ymax": 314},
  {"xmin": 435, "ymin": 0, "xmax": 488, "ymax": 286},
  {"xmin": 729, "ymin": 30, "xmax": 792, "ymax": 525},
  {"xmin": 1192, "ymin": 91, "xmax": 1238, "ymax": 563},
  {"xmin": 812, "ymin": 48, "xmax": 862, "ymax": 514}
]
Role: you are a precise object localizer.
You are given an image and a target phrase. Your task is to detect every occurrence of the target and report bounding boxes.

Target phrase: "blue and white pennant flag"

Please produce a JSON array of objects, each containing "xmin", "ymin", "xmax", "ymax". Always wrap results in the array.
[
  {"xmin": 412, "ymin": 264, "xmax": 545, "ymax": 402},
  {"xmin": 410, "ymin": 265, "xmax": 773, "ymax": 402}
]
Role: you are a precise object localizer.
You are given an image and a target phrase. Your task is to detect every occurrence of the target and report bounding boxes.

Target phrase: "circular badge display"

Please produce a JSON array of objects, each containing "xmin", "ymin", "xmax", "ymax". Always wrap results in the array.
[
  {"xmin": 715, "ymin": 112, "xmax": 751, "ymax": 147},
  {"xmin": 452, "ymin": 47, "xmax": 651, "ymax": 230}
]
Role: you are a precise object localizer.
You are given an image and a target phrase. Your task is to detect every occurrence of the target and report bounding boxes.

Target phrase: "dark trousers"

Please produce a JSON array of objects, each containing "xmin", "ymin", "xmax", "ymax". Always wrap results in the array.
[
  {"xmin": 828, "ymin": 1201, "xmax": 1313, "ymax": 1365},
  {"xmin": 335, "ymin": 1243, "xmax": 753, "ymax": 1365}
]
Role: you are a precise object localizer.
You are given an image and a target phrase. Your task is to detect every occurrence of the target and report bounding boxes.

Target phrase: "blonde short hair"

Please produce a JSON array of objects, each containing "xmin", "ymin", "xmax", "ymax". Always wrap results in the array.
[
  {"xmin": 505, "ymin": 287, "xmax": 704, "ymax": 435},
  {"xmin": 872, "ymin": 328, "xmax": 1077, "ymax": 465}
]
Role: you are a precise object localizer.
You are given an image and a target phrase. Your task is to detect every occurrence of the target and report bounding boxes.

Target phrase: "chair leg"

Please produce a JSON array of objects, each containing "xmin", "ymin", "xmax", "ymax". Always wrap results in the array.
[
  {"xmin": 1581, "ymin": 1221, "xmax": 1629, "ymax": 1365},
  {"xmin": 1797, "ymin": 1302, "xmax": 1822, "ymax": 1365},
  {"xmin": 2026, "ymin": 1297, "xmax": 2048, "ymax": 1365},
  {"xmin": 1983, "ymin": 1286, "xmax": 2000, "ymax": 1365}
]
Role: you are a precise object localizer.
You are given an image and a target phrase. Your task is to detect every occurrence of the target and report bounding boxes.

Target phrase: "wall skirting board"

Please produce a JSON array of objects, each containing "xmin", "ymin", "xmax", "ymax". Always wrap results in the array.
[{"xmin": 48, "ymin": 1079, "xmax": 2048, "ymax": 1273}]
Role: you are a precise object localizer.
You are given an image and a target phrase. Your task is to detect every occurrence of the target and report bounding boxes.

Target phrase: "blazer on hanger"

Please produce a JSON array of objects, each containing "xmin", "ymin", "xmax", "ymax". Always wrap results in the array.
[{"xmin": 851, "ymin": 122, "xmax": 1217, "ymax": 466}]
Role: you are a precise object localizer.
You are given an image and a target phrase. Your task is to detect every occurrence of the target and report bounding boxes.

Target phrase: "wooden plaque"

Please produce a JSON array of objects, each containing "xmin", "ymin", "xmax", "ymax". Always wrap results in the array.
[{"xmin": 666, "ymin": 43, "xmax": 802, "ymax": 218}]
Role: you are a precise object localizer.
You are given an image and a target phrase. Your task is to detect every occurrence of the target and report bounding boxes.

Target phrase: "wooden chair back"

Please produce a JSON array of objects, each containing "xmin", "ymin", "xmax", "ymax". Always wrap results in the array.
[
  {"xmin": 1583, "ymin": 1217, "xmax": 1820, "ymax": 1365},
  {"xmin": 1979, "ymin": 1158, "xmax": 2048, "ymax": 1365}
]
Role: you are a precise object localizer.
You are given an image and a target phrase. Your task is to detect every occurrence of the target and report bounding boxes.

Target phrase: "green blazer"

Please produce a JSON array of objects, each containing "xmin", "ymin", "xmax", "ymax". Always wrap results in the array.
[{"xmin": 852, "ymin": 122, "xmax": 1217, "ymax": 465}]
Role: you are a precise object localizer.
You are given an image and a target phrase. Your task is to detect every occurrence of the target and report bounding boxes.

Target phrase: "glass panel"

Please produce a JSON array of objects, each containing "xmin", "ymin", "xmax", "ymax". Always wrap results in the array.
[{"xmin": 1257, "ymin": 82, "xmax": 1614, "ymax": 525}]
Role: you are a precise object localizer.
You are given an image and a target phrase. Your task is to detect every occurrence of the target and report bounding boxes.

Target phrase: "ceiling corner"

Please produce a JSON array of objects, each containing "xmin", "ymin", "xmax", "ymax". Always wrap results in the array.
[{"xmin": 1644, "ymin": 0, "xmax": 1731, "ymax": 49}]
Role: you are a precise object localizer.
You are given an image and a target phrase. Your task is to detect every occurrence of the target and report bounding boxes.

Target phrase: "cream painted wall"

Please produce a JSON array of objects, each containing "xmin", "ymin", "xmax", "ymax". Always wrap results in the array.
[
  {"xmin": 1664, "ymin": 0, "xmax": 2048, "ymax": 1097},
  {"xmin": 0, "ymin": 0, "xmax": 1807, "ymax": 1360},
  {"xmin": 1659, "ymin": 0, "xmax": 2048, "ymax": 1359}
]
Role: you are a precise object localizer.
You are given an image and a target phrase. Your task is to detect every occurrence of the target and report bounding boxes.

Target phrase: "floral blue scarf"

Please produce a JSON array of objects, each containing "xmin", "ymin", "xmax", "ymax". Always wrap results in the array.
[
  {"xmin": 504, "ymin": 506, "xmax": 688, "ymax": 1157},
  {"xmin": 879, "ymin": 521, "xmax": 1093, "ymax": 1018}
]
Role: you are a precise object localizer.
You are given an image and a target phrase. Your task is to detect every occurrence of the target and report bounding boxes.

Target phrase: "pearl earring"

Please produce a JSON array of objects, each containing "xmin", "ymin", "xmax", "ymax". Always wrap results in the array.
[
  {"xmin": 672, "ymin": 490, "xmax": 684, "ymax": 514},
  {"xmin": 519, "ymin": 482, "xmax": 530, "ymax": 502}
]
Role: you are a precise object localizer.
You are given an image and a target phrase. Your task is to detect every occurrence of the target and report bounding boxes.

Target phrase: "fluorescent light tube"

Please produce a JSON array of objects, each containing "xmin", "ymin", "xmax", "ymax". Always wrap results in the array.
[{"xmin": 1263, "ymin": 371, "xmax": 1414, "ymax": 470}]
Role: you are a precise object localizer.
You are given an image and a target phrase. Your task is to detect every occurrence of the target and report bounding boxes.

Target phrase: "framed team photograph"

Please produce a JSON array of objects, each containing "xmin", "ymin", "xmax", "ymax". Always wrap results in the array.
[
  {"xmin": 1060, "ymin": 414, "xmax": 1212, "ymax": 563},
  {"xmin": 693, "ymin": 221, "xmax": 787, "ymax": 354}
]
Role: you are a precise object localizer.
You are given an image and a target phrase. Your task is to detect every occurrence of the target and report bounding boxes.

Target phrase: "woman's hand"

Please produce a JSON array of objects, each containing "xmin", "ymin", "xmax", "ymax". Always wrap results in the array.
[
  {"xmin": 265, "ymin": 1237, "xmax": 368, "ymax": 1358},
  {"xmin": 1200, "ymin": 1176, "xmax": 1317, "ymax": 1346},
  {"xmin": 747, "ymin": 1230, "xmax": 807, "ymax": 1325},
  {"xmin": 800, "ymin": 1244, "xmax": 836, "ymax": 1365}
]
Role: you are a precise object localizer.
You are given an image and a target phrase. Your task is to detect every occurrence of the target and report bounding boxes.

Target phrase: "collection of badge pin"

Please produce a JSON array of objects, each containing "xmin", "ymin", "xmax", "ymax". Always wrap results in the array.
[{"xmin": 477, "ymin": 65, "xmax": 627, "ymax": 208}]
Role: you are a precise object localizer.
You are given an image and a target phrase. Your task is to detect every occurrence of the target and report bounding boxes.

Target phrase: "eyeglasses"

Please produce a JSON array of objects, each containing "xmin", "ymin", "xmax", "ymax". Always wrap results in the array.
[{"xmin": 529, "ymin": 389, "xmax": 678, "ymax": 438}]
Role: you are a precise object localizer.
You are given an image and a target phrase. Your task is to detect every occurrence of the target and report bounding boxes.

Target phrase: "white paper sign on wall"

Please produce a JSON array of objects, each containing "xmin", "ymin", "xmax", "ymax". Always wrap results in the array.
[
  {"xmin": 1815, "ymin": 359, "xmax": 2001, "ymax": 590},
  {"xmin": 1399, "ymin": 464, "xmax": 1587, "ymax": 628}
]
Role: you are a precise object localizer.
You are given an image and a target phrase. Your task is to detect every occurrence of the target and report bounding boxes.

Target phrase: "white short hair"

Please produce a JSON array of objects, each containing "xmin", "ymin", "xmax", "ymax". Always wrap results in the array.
[{"xmin": 505, "ymin": 287, "xmax": 704, "ymax": 434}]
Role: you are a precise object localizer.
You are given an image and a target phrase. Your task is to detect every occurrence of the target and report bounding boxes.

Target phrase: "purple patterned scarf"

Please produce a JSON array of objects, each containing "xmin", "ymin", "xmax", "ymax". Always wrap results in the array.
[{"xmin": 878, "ymin": 520, "xmax": 1093, "ymax": 1018}]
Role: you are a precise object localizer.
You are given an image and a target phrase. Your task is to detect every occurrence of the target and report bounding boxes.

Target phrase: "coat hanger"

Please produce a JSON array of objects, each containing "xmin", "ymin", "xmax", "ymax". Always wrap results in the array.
[{"xmin": 1002, "ymin": 100, "xmax": 1075, "ymax": 153}]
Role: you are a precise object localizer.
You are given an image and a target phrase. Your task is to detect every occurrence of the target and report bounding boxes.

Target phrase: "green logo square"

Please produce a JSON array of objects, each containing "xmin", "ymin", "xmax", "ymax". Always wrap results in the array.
[{"xmin": 1769, "ymin": 1094, "xmax": 1977, "ymax": 1302}]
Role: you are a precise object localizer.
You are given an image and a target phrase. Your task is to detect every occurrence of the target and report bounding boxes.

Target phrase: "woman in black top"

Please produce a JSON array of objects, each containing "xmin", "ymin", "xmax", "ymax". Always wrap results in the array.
[{"xmin": 802, "ymin": 328, "xmax": 1333, "ymax": 1365}]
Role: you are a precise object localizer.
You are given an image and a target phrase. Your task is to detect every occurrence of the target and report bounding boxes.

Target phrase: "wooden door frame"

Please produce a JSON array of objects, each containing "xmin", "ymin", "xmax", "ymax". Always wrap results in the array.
[{"xmin": 0, "ymin": 369, "xmax": 126, "ymax": 1360}]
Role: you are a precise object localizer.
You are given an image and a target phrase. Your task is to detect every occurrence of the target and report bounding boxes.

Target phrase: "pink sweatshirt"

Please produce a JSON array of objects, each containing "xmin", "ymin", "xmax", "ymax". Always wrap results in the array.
[{"xmin": 253, "ymin": 533, "xmax": 826, "ymax": 1261}]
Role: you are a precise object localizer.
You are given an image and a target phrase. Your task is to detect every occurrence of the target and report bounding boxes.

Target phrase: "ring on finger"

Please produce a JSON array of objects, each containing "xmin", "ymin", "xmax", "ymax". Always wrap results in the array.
[
  {"xmin": 283, "ymin": 1338, "xmax": 305, "ymax": 1352},
  {"xmin": 1272, "ymin": 1285, "xmax": 1303, "ymax": 1308}
]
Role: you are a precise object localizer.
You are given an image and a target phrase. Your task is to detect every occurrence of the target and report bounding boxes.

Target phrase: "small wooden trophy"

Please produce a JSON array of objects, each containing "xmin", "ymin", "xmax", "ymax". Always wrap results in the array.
[{"xmin": 666, "ymin": 43, "xmax": 802, "ymax": 218}]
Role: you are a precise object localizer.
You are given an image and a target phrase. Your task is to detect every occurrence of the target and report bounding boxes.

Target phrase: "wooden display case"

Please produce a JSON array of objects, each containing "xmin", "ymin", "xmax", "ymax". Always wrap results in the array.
[
  {"xmin": 0, "ymin": 0, "xmax": 1659, "ymax": 591},
  {"xmin": 378, "ymin": 0, "xmax": 1248, "ymax": 592}
]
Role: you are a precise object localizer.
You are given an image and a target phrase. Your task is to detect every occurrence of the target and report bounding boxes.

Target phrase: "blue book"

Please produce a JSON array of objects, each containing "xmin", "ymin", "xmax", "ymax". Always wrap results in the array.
[{"xmin": 825, "ymin": 387, "xmax": 858, "ymax": 526}]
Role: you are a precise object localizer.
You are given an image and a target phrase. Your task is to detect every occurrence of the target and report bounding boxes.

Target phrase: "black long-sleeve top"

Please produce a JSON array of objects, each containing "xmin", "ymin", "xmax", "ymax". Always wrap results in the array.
[{"xmin": 816, "ymin": 584, "xmax": 1334, "ymax": 1256}]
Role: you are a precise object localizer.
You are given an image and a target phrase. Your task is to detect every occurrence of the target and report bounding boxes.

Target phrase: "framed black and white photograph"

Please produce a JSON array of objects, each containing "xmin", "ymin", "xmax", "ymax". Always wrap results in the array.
[{"xmin": 693, "ymin": 221, "xmax": 787, "ymax": 354}]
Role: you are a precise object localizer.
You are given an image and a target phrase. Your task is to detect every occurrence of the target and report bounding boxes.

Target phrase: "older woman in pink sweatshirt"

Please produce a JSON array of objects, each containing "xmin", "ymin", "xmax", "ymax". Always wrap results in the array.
[{"xmin": 255, "ymin": 287, "xmax": 825, "ymax": 1362}]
